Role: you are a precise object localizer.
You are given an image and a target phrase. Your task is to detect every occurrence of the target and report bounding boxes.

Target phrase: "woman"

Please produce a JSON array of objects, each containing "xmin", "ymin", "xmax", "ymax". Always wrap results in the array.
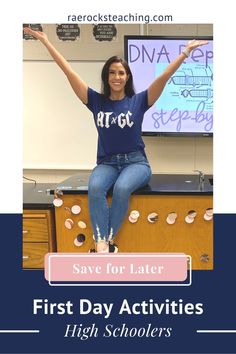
[{"xmin": 23, "ymin": 27, "xmax": 208, "ymax": 253}]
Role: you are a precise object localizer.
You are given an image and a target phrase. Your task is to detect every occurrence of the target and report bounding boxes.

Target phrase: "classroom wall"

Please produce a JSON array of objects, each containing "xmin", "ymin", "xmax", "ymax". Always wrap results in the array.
[{"xmin": 23, "ymin": 24, "xmax": 213, "ymax": 183}]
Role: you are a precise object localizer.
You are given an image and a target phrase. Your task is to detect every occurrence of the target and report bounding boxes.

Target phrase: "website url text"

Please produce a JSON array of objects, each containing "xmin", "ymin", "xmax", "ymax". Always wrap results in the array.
[{"xmin": 67, "ymin": 13, "xmax": 173, "ymax": 24}]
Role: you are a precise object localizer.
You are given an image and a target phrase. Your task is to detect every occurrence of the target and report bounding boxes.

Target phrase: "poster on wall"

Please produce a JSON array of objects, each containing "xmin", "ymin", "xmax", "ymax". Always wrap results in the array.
[
  {"xmin": 56, "ymin": 24, "xmax": 80, "ymax": 41},
  {"xmin": 93, "ymin": 24, "xmax": 117, "ymax": 41}
]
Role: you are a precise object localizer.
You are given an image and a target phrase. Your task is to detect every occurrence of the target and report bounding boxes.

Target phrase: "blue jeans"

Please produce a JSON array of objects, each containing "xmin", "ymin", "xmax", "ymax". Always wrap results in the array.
[{"xmin": 88, "ymin": 151, "xmax": 152, "ymax": 242}]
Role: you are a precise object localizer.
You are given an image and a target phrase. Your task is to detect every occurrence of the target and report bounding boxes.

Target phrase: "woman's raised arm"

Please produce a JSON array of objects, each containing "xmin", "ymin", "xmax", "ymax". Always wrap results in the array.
[
  {"xmin": 23, "ymin": 27, "xmax": 88, "ymax": 104},
  {"xmin": 147, "ymin": 39, "xmax": 209, "ymax": 107}
]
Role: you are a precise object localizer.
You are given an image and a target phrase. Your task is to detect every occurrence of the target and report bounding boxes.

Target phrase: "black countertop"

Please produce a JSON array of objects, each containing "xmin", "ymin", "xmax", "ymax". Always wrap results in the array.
[
  {"xmin": 23, "ymin": 183, "xmax": 57, "ymax": 209},
  {"xmin": 23, "ymin": 174, "xmax": 213, "ymax": 209},
  {"xmin": 54, "ymin": 173, "xmax": 213, "ymax": 196}
]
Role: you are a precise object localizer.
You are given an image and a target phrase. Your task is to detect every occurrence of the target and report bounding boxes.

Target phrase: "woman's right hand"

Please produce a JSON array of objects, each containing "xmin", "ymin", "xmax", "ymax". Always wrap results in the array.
[
  {"xmin": 23, "ymin": 27, "xmax": 48, "ymax": 43},
  {"xmin": 23, "ymin": 26, "xmax": 88, "ymax": 104}
]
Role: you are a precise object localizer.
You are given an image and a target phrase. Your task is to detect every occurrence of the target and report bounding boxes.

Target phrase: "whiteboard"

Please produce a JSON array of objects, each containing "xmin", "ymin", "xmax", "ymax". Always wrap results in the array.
[{"xmin": 23, "ymin": 61, "xmax": 104, "ymax": 169}]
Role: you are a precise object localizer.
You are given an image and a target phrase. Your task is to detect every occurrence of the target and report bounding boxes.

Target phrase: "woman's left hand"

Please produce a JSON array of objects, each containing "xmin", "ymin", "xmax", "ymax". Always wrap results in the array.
[{"xmin": 186, "ymin": 39, "xmax": 209, "ymax": 51}]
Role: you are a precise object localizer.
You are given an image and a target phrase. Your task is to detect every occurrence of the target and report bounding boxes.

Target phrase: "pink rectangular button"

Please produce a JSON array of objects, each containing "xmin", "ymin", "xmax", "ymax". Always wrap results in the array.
[{"xmin": 45, "ymin": 253, "xmax": 188, "ymax": 283}]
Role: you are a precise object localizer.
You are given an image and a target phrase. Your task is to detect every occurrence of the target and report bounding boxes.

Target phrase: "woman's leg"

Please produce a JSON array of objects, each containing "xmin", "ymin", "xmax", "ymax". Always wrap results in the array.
[
  {"xmin": 109, "ymin": 162, "xmax": 151, "ymax": 240},
  {"xmin": 88, "ymin": 164, "xmax": 118, "ymax": 244}
]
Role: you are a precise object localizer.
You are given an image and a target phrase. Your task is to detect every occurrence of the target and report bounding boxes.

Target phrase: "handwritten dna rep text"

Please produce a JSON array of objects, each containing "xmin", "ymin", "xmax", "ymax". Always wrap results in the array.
[{"xmin": 151, "ymin": 101, "xmax": 213, "ymax": 132}]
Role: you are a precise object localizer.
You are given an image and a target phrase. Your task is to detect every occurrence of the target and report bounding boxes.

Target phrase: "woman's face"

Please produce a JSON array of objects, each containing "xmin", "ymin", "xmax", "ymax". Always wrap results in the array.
[{"xmin": 108, "ymin": 62, "xmax": 129, "ymax": 95}]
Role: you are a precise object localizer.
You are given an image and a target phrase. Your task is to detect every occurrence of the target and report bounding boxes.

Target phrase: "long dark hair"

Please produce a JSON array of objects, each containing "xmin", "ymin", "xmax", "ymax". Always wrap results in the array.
[{"xmin": 101, "ymin": 56, "xmax": 135, "ymax": 98}]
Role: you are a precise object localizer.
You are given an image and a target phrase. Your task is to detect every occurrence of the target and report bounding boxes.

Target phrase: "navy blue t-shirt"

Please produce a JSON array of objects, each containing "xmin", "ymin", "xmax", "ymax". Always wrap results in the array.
[{"xmin": 86, "ymin": 88, "xmax": 150, "ymax": 164}]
